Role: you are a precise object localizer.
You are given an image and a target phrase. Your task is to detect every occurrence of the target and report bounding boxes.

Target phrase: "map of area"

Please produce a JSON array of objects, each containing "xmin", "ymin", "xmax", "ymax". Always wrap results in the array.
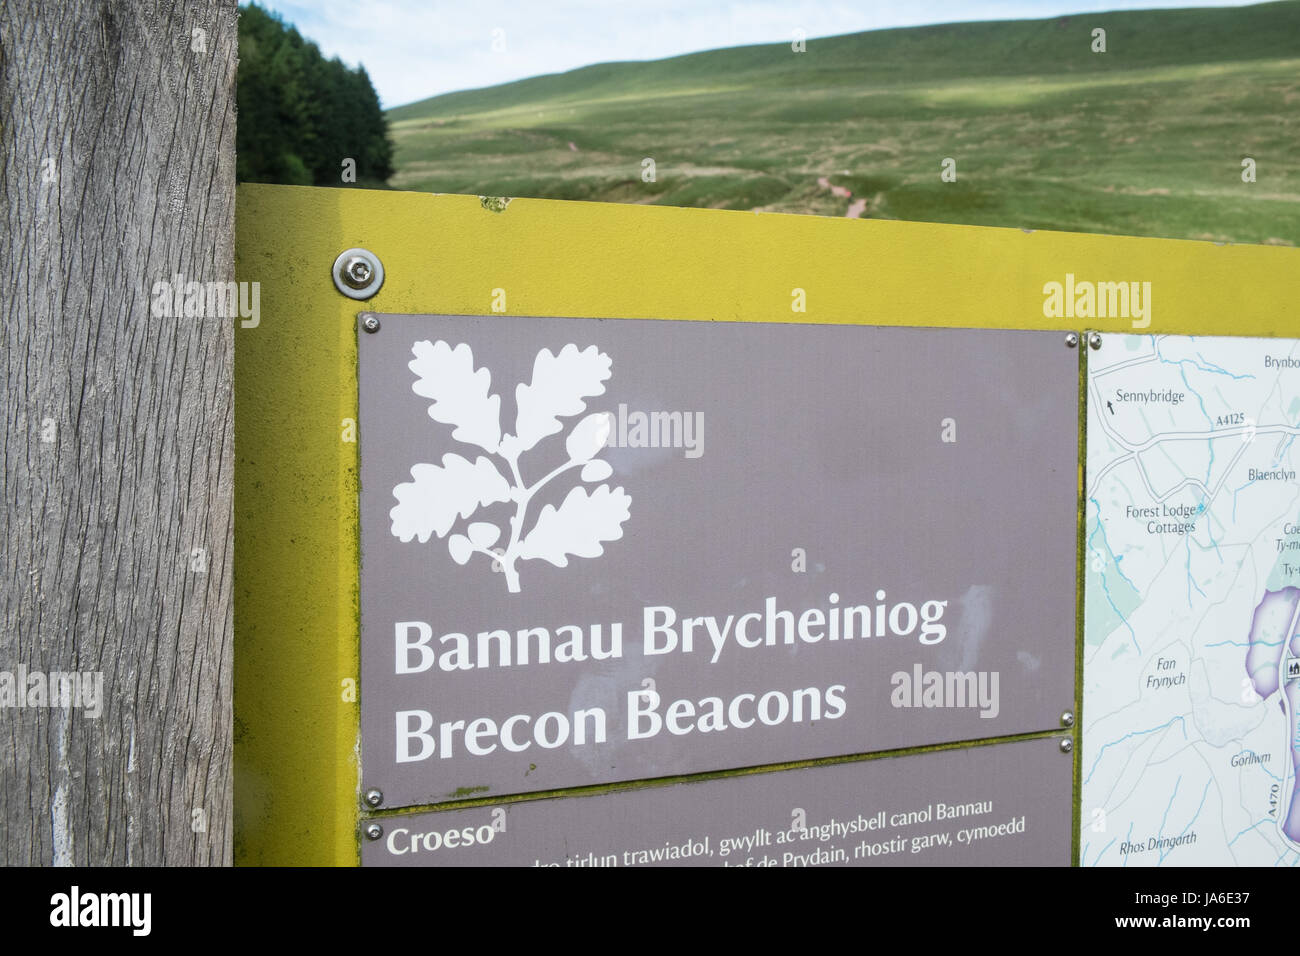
[{"xmin": 1083, "ymin": 334, "xmax": 1300, "ymax": 867}]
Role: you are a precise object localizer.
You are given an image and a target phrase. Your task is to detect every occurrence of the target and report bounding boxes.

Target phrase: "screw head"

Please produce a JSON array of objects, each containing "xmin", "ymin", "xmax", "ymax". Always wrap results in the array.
[
  {"xmin": 1059, "ymin": 737, "xmax": 1074, "ymax": 753},
  {"xmin": 1088, "ymin": 332, "xmax": 1103, "ymax": 350},
  {"xmin": 362, "ymin": 315, "xmax": 381, "ymax": 334},
  {"xmin": 331, "ymin": 248, "xmax": 384, "ymax": 300},
  {"xmin": 1061, "ymin": 711, "xmax": 1075, "ymax": 728},
  {"xmin": 363, "ymin": 788, "xmax": 383, "ymax": 808},
  {"xmin": 364, "ymin": 823, "xmax": 383, "ymax": 841},
  {"xmin": 1065, "ymin": 332, "xmax": 1079, "ymax": 348},
  {"xmin": 343, "ymin": 256, "xmax": 373, "ymax": 288}
]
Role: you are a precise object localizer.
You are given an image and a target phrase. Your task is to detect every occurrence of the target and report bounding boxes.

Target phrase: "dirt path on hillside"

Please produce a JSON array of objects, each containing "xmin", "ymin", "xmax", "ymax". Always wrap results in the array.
[{"xmin": 817, "ymin": 176, "xmax": 866, "ymax": 218}]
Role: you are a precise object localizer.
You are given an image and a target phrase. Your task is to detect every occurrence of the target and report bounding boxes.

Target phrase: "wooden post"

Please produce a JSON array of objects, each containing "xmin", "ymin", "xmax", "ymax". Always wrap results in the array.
[{"xmin": 0, "ymin": 0, "xmax": 235, "ymax": 864}]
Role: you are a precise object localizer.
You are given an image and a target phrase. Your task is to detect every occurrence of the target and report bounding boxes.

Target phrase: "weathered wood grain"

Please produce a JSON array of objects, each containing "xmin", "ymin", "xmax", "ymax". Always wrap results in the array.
[{"xmin": 0, "ymin": 0, "xmax": 235, "ymax": 865}]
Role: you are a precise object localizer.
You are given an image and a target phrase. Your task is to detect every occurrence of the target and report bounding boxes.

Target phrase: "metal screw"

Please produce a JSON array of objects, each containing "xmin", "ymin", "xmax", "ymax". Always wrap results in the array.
[
  {"xmin": 1061, "ymin": 711, "xmax": 1075, "ymax": 728},
  {"xmin": 1059, "ymin": 737, "xmax": 1073, "ymax": 753},
  {"xmin": 364, "ymin": 823, "xmax": 383, "ymax": 841},
  {"xmin": 363, "ymin": 788, "xmax": 383, "ymax": 808},
  {"xmin": 343, "ymin": 256, "xmax": 373, "ymax": 289},
  {"xmin": 331, "ymin": 247, "xmax": 384, "ymax": 300},
  {"xmin": 1088, "ymin": 332, "xmax": 1103, "ymax": 350},
  {"xmin": 1065, "ymin": 332, "xmax": 1079, "ymax": 348},
  {"xmin": 362, "ymin": 315, "xmax": 381, "ymax": 334}
]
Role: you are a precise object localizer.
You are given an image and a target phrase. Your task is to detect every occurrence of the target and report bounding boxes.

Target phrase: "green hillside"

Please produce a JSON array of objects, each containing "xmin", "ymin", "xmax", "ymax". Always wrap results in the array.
[{"xmin": 388, "ymin": 2, "xmax": 1300, "ymax": 243}]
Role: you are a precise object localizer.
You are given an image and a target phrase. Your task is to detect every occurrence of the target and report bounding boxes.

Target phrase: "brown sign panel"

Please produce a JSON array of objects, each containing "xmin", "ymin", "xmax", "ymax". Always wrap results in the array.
[
  {"xmin": 358, "ymin": 314, "xmax": 1078, "ymax": 807},
  {"xmin": 363, "ymin": 736, "xmax": 1073, "ymax": 866}
]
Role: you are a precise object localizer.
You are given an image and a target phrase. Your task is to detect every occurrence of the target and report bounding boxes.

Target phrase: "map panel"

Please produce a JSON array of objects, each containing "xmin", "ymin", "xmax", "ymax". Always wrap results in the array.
[{"xmin": 1083, "ymin": 333, "xmax": 1300, "ymax": 867}]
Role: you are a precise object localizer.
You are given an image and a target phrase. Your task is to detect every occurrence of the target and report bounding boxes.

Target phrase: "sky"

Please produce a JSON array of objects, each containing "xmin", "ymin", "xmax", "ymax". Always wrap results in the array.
[{"xmin": 253, "ymin": 0, "xmax": 1266, "ymax": 109}]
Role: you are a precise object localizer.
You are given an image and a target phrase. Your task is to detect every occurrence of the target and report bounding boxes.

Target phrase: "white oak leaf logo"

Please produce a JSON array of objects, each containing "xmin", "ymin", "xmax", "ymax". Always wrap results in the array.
[
  {"xmin": 390, "ymin": 340, "xmax": 631, "ymax": 592},
  {"xmin": 409, "ymin": 340, "xmax": 502, "ymax": 453},
  {"xmin": 518, "ymin": 485, "xmax": 632, "ymax": 567}
]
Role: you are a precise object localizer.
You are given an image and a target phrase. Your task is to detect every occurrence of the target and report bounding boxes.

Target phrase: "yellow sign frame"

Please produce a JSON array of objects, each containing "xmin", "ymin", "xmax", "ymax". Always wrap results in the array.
[{"xmin": 234, "ymin": 183, "xmax": 1299, "ymax": 865}]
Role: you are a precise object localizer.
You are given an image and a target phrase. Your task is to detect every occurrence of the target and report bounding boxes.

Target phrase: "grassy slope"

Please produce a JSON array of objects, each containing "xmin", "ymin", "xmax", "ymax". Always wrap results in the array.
[{"xmin": 387, "ymin": 2, "xmax": 1300, "ymax": 243}]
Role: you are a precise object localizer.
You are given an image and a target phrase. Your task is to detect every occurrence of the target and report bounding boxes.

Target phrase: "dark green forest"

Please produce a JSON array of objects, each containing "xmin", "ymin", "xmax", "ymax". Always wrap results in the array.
[{"xmin": 236, "ymin": 3, "xmax": 394, "ymax": 186}]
